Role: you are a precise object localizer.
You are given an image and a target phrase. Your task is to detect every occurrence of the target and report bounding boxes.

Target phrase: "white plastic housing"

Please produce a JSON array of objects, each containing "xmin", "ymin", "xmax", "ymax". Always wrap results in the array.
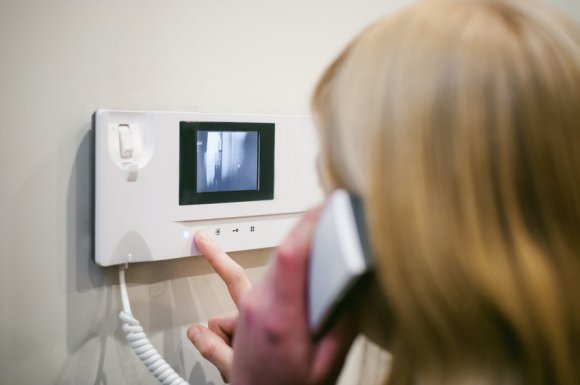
[
  {"xmin": 94, "ymin": 110, "xmax": 323, "ymax": 266},
  {"xmin": 308, "ymin": 190, "xmax": 369, "ymax": 333}
]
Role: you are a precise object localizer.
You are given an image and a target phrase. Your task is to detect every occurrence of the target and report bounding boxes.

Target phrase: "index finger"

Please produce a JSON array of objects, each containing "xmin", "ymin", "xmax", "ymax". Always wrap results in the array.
[{"xmin": 195, "ymin": 230, "xmax": 252, "ymax": 307}]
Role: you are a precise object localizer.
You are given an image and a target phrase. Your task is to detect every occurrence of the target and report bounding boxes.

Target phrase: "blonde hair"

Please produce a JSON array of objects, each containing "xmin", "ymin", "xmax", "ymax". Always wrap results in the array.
[{"xmin": 313, "ymin": 0, "xmax": 580, "ymax": 384}]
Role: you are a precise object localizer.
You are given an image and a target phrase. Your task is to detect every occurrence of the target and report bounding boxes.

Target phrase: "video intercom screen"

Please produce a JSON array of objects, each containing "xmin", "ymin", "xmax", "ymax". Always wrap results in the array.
[
  {"xmin": 179, "ymin": 121, "xmax": 275, "ymax": 205},
  {"xmin": 196, "ymin": 131, "xmax": 259, "ymax": 193}
]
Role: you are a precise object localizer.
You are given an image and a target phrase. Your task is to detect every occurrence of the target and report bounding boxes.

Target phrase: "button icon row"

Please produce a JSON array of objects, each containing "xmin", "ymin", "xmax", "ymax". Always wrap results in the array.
[{"xmin": 214, "ymin": 226, "xmax": 256, "ymax": 236}]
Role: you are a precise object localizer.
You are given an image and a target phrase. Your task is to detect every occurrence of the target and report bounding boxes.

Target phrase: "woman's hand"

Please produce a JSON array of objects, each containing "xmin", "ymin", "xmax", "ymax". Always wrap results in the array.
[
  {"xmin": 187, "ymin": 229, "xmax": 252, "ymax": 382},
  {"xmin": 188, "ymin": 208, "xmax": 357, "ymax": 385}
]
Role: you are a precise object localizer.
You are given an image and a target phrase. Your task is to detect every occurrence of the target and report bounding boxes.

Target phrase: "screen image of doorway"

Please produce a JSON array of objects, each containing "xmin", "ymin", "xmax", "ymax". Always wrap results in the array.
[{"xmin": 196, "ymin": 131, "xmax": 259, "ymax": 193}]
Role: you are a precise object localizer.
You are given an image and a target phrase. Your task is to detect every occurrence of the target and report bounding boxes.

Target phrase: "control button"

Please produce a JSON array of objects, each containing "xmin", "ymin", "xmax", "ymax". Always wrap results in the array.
[
  {"xmin": 215, "ymin": 228, "xmax": 221, "ymax": 236},
  {"xmin": 250, "ymin": 226, "xmax": 255, "ymax": 232},
  {"xmin": 233, "ymin": 228, "xmax": 239, "ymax": 233},
  {"xmin": 118, "ymin": 124, "xmax": 134, "ymax": 159}
]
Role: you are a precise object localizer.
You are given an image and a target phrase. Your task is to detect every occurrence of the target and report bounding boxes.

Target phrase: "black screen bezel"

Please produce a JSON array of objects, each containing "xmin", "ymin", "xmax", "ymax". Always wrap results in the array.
[{"xmin": 179, "ymin": 121, "xmax": 275, "ymax": 205}]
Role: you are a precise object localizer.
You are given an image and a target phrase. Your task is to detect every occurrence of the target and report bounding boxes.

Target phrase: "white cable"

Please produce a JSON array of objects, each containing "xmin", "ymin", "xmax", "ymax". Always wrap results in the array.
[{"xmin": 119, "ymin": 264, "xmax": 190, "ymax": 385}]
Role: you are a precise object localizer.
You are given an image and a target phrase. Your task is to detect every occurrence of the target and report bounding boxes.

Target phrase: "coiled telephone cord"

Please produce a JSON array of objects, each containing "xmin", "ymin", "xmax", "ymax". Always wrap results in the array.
[{"xmin": 119, "ymin": 264, "xmax": 189, "ymax": 385}]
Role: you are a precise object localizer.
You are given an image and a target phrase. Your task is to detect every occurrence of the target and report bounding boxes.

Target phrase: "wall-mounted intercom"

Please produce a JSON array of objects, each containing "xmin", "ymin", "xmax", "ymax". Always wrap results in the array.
[{"xmin": 94, "ymin": 110, "xmax": 323, "ymax": 266}]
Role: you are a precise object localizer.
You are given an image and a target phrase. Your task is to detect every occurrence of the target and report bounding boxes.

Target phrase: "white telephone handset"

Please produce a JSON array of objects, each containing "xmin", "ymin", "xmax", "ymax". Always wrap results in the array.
[{"xmin": 308, "ymin": 189, "xmax": 373, "ymax": 336}]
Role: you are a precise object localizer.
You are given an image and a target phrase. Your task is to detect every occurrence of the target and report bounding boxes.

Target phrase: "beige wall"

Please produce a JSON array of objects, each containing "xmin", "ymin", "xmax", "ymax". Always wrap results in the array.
[{"xmin": 1, "ymin": 1, "xmax": 579, "ymax": 384}]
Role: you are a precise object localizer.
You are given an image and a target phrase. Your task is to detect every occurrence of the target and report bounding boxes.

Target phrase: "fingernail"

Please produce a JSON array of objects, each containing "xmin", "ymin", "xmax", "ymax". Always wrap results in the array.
[
  {"xmin": 188, "ymin": 325, "xmax": 202, "ymax": 343},
  {"xmin": 196, "ymin": 230, "xmax": 207, "ymax": 244}
]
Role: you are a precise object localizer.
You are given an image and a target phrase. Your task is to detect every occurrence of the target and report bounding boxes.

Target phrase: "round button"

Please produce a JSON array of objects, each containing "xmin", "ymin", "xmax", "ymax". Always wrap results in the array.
[{"xmin": 215, "ymin": 228, "xmax": 221, "ymax": 236}]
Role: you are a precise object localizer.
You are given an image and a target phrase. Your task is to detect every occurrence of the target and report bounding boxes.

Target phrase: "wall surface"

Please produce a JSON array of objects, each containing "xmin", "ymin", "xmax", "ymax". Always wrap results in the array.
[
  {"xmin": 1, "ymin": 1, "xmax": 579, "ymax": 385},
  {"xmin": 0, "ymin": 1, "xmax": 408, "ymax": 384}
]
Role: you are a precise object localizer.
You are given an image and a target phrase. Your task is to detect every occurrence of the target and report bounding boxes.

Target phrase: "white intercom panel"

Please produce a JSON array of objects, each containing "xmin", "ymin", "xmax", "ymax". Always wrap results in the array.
[{"xmin": 94, "ymin": 110, "xmax": 323, "ymax": 266}]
